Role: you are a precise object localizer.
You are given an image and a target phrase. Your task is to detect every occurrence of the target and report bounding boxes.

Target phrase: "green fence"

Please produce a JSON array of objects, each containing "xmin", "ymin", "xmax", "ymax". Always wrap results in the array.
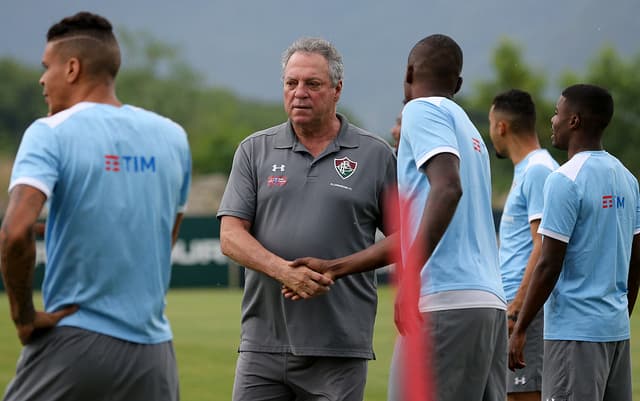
[{"xmin": 0, "ymin": 217, "xmax": 234, "ymax": 291}]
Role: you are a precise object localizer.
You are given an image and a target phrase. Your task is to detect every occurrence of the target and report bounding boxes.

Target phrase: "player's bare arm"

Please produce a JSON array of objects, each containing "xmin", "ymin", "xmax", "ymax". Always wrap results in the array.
[
  {"xmin": 627, "ymin": 234, "xmax": 640, "ymax": 315},
  {"xmin": 0, "ymin": 185, "xmax": 76, "ymax": 344},
  {"xmin": 220, "ymin": 215, "xmax": 333, "ymax": 299},
  {"xmin": 507, "ymin": 219, "xmax": 542, "ymax": 334},
  {"xmin": 290, "ymin": 233, "xmax": 396, "ymax": 280},
  {"xmin": 509, "ymin": 236, "xmax": 566, "ymax": 370}
]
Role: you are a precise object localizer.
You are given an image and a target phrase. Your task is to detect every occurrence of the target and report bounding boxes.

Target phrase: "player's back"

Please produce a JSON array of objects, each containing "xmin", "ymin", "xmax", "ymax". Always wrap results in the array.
[
  {"xmin": 12, "ymin": 102, "xmax": 191, "ymax": 343},
  {"xmin": 398, "ymin": 97, "xmax": 502, "ymax": 300}
]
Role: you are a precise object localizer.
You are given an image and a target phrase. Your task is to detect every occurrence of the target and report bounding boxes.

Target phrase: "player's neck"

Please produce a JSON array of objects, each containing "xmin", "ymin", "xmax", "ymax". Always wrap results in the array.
[
  {"xmin": 73, "ymin": 82, "xmax": 121, "ymax": 108},
  {"xmin": 510, "ymin": 135, "xmax": 541, "ymax": 166}
]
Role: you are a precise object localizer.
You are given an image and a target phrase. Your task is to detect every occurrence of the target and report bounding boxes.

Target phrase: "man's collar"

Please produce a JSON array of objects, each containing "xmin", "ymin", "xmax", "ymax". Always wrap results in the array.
[{"xmin": 273, "ymin": 113, "xmax": 359, "ymax": 149}]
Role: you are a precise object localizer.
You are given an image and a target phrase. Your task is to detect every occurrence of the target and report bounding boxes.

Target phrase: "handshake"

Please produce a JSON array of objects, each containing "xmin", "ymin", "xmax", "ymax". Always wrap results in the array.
[{"xmin": 279, "ymin": 257, "xmax": 338, "ymax": 301}]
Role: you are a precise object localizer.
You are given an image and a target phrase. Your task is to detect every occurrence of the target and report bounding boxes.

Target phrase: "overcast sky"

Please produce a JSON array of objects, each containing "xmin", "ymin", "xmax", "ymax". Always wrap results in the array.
[{"xmin": 1, "ymin": 0, "xmax": 637, "ymax": 138}]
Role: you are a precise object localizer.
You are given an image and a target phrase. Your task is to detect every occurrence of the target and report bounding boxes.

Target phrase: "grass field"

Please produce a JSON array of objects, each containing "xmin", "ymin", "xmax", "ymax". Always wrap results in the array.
[{"xmin": 1, "ymin": 286, "xmax": 640, "ymax": 400}]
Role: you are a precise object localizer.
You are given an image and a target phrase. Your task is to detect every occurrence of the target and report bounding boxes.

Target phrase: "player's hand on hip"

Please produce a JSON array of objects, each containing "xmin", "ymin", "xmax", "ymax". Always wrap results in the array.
[{"xmin": 15, "ymin": 305, "xmax": 78, "ymax": 345}]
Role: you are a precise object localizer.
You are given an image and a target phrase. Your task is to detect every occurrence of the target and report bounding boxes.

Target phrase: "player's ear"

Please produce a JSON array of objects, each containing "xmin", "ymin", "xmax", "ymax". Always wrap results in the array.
[
  {"xmin": 569, "ymin": 113, "xmax": 580, "ymax": 129},
  {"xmin": 66, "ymin": 57, "xmax": 81, "ymax": 84},
  {"xmin": 498, "ymin": 120, "xmax": 507, "ymax": 136},
  {"xmin": 453, "ymin": 76, "xmax": 462, "ymax": 95},
  {"xmin": 405, "ymin": 65, "xmax": 414, "ymax": 85}
]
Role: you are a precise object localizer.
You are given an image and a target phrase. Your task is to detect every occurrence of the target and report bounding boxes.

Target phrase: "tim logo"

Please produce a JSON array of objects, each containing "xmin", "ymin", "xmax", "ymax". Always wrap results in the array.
[
  {"xmin": 104, "ymin": 155, "xmax": 156, "ymax": 173},
  {"xmin": 602, "ymin": 195, "xmax": 624, "ymax": 209},
  {"xmin": 472, "ymin": 138, "xmax": 482, "ymax": 152}
]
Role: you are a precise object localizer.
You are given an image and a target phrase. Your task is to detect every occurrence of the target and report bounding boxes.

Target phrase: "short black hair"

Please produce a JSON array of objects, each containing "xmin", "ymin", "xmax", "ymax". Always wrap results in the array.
[
  {"xmin": 409, "ymin": 34, "xmax": 463, "ymax": 90},
  {"xmin": 492, "ymin": 89, "xmax": 536, "ymax": 134},
  {"xmin": 47, "ymin": 12, "xmax": 120, "ymax": 78},
  {"xmin": 561, "ymin": 84, "xmax": 614, "ymax": 133}
]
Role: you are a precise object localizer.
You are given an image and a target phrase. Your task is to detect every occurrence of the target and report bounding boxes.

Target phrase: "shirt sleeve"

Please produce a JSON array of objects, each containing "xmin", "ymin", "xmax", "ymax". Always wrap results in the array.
[
  {"xmin": 9, "ymin": 120, "xmax": 60, "ymax": 198},
  {"xmin": 402, "ymin": 99, "xmax": 459, "ymax": 171},
  {"xmin": 538, "ymin": 172, "xmax": 579, "ymax": 243},
  {"xmin": 523, "ymin": 164, "xmax": 553, "ymax": 222},
  {"xmin": 216, "ymin": 140, "xmax": 256, "ymax": 222}
]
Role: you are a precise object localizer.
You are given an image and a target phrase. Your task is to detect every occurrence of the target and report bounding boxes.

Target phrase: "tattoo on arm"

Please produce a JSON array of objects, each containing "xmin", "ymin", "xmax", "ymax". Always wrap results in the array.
[{"xmin": 0, "ymin": 186, "xmax": 45, "ymax": 325}]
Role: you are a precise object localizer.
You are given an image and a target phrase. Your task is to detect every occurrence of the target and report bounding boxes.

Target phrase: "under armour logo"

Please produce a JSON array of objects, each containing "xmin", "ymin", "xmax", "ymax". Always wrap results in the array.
[
  {"xmin": 514, "ymin": 376, "xmax": 527, "ymax": 385},
  {"xmin": 272, "ymin": 164, "xmax": 285, "ymax": 172}
]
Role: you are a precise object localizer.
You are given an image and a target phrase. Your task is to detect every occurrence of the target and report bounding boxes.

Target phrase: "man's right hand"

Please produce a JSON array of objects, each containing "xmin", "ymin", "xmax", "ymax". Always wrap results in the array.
[{"xmin": 279, "ymin": 263, "xmax": 334, "ymax": 300}]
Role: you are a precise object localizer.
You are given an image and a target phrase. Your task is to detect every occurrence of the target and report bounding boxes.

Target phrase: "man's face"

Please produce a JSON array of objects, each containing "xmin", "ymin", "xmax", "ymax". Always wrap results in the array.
[
  {"xmin": 488, "ymin": 105, "xmax": 507, "ymax": 159},
  {"xmin": 283, "ymin": 52, "xmax": 341, "ymax": 129},
  {"xmin": 550, "ymin": 95, "xmax": 572, "ymax": 150},
  {"xmin": 39, "ymin": 42, "xmax": 71, "ymax": 115}
]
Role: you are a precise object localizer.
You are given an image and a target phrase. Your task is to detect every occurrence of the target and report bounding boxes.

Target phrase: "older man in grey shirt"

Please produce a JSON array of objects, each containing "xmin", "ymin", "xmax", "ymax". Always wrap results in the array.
[{"xmin": 217, "ymin": 37, "xmax": 396, "ymax": 401}]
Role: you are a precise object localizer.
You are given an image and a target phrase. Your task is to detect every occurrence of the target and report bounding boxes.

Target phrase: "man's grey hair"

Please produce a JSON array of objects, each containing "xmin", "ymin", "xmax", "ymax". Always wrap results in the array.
[{"xmin": 281, "ymin": 37, "xmax": 344, "ymax": 87}]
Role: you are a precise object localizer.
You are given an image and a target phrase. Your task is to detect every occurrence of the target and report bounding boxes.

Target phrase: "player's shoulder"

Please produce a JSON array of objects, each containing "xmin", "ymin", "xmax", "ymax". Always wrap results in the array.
[
  {"xmin": 526, "ymin": 149, "xmax": 558, "ymax": 171},
  {"xmin": 553, "ymin": 152, "xmax": 594, "ymax": 183},
  {"xmin": 404, "ymin": 96, "xmax": 451, "ymax": 115},
  {"xmin": 124, "ymin": 105, "xmax": 186, "ymax": 135}
]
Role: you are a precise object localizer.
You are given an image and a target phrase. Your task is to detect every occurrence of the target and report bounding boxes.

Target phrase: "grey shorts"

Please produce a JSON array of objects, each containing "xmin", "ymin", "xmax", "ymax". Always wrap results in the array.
[
  {"xmin": 507, "ymin": 306, "xmax": 543, "ymax": 393},
  {"xmin": 542, "ymin": 339, "xmax": 631, "ymax": 401},
  {"xmin": 2, "ymin": 326, "xmax": 179, "ymax": 401},
  {"xmin": 232, "ymin": 351, "xmax": 368, "ymax": 401},
  {"xmin": 388, "ymin": 308, "xmax": 507, "ymax": 401}
]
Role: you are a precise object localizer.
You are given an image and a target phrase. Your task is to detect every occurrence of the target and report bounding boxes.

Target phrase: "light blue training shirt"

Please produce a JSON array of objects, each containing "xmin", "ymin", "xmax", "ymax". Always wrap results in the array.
[
  {"xmin": 9, "ymin": 102, "xmax": 191, "ymax": 344},
  {"xmin": 397, "ymin": 97, "xmax": 505, "ymax": 304},
  {"xmin": 499, "ymin": 149, "xmax": 558, "ymax": 300},
  {"xmin": 539, "ymin": 151, "xmax": 640, "ymax": 341}
]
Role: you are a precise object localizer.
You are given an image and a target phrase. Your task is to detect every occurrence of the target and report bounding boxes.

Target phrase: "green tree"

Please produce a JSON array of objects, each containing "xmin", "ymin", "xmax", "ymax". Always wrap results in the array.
[
  {"xmin": 0, "ymin": 59, "xmax": 46, "ymax": 153},
  {"xmin": 559, "ymin": 46, "xmax": 640, "ymax": 177},
  {"xmin": 462, "ymin": 38, "xmax": 554, "ymax": 202}
]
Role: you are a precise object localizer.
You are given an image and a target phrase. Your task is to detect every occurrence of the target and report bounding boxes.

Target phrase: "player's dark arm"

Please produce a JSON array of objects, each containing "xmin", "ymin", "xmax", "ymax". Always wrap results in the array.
[
  {"xmin": 172, "ymin": 213, "xmax": 184, "ymax": 248},
  {"xmin": 509, "ymin": 236, "xmax": 566, "ymax": 369},
  {"xmin": 291, "ymin": 234, "xmax": 396, "ymax": 280},
  {"xmin": 220, "ymin": 215, "xmax": 333, "ymax": 298},
  {"xmin": 627, "ymin": 234, "xmax": 640, "ymax": 315},
  {"xmin": 0, "ymin": 185, "xmax": 76, "ymax": 344},
  {"xmin": 410, "ymin": 152, "xmax": 462, "ymax": 269}
]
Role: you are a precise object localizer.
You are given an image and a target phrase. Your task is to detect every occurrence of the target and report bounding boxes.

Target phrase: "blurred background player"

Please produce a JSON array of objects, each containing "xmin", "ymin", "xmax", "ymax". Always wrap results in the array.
[
  {"xmin": 489, "ymin": 89, "xmax": 558, "ymax": 401},
  {"xmin": 391, "ymin": 111, "xmax": 402, "ymax": 150},
  {"xmin": 0, "ymin": 12, "xmax": 191, "ymax": 401},
  {"xmin": 509, "ymin": 84, "xmax": 640, "ymax": 401}
]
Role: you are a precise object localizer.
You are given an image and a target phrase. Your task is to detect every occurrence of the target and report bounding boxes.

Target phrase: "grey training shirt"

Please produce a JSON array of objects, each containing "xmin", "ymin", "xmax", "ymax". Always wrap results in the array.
[{"xmin": 217, "ymin": 114, "xmax": 397, "ymax": 358}]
